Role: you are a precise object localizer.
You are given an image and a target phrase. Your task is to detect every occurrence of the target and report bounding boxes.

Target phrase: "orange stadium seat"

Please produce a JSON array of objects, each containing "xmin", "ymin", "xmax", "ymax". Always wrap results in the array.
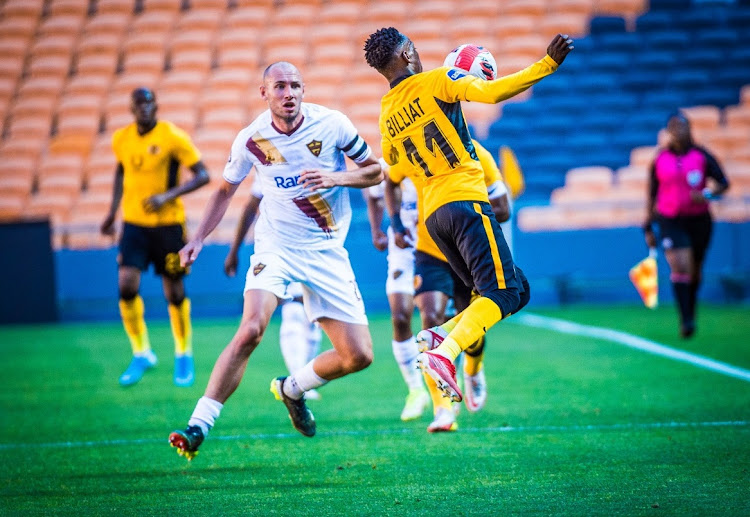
[
  {"xmin": 223, "ymin": 5, "xmax": 274, "ymax": 31},
  {"xmin": 725, "ymin": 105, "xmax": 750, "ymax": 129},
  {"xmin": 23, "ymin": 190, "xmax": 76, "ymax": 228},
  {"xmin": 142, "ymin": 0, "xmax": 183, "ymax": 12},
  {"xmin": 37, "ymin": 172, "xmax": 84, "ymax": 199},
  {"xmin": 2, "ymin": 36, "xmax": 28, "ymax": 62},
  {"xmin": 30, "ymin": 34, "xmax": 77, "ymax": 59},
  {"xmin": 175, "ymin": 8, "xmax": 224, "ymax": 32},
  {"xmin": 269, "ymin": 3, "xmax": 320, "ymax": 27},
  {"xmin": 56, "ymin": 94, "xmax": 103, "ymax": 120},
  {"xmin": 446, "ymin": 17, "xmax": 493, "ymax": 45},
  {"xmin": 9, "ymin": 96, "xmax": 57, "ymax": 120},
  {"xmin": 564, "ymin": 166, "xmax": 614, "ymax": 192},
  {"xmin": 37, "ymin": 14, "xmax": 86, "ymax": 38},
  {"xmin": 160, "ymin": 70, "xmax": 206, "ymax": 95},
  {"xmin": 82, "ymin": 13, "xmax": 131, "ymax": 36},
  {"xmin": 169, "ymin": 48, "xmax": 214, "ymax": 73},
  {"xmin": 549, "ymin": 0, "xmax": 596, "ymax": 17},
  {"xmin": 460, "ymin": 0, "xmax": 502, "ymax": 17},
  {"xmin": 502, "ymin": 0, "xmax": 547, "ymax": 17},
  {"xmin": 682, "ymin": 105, "xmax": 721, "ymax": 133},
  {"xmin": 109, "ymin": 71, "xmax": 161, "ymax": 97},
  {"xmin": 200, "ymin": 108, "xmax": 246, "ymax": 132},
  {"xmin": 74, "ymin": 53, "xmax": 120, "ymax": 76},
  {"xmin": 629, "ymin": 146, "xmax": 658, "ymax": 169},
  {"xmin": 198, "ymin": 89, "xmax": 243, "ymax": 118},
  {"xmin": 130, "ymin": 10, "xmax": 179, "ymax": 34},
  {"xmin": 216, "ymin": 45, "xmax": 262, "ymax": 72},
  {"xmin": 309, "ymin": 23, "xmax": 354, "ymax": 46},
  {"xmin": 1, "ymin": 0, "xmax": 45, "ymax": 17},
  {"xmin": 170, "ymin": 30, "xmax": 216, "ymax": 53},
  {"xmin": 122, "ymin": 51, "xmax": 167, "ymax": 75},
  {"xmin": 26, "ymin": 55, "xmax": 73, "ymax": 79},
  {"xmin": 318, "ymin": 2, "xmax": 361, "ymax": 24},
  {"xmin": 76, "ymin": 33, "xmax": 123, "ymax": 60},
  {"xmin": 49, "ymin": 0, "xmax": 91, "ymax": 17},
  {"xmin": 539, "ymin": 13, "xmax": 590, "ymax": 39},
  {"xmin": 363, "ymin": 1, "xmax": 409, "ymax": 26},
  {"xmin": 37, "ymin": 153, "xmax": 84, "ymax": 182},
  {"xmin": 95, "ymin": 0, "xmax": 136, "ymax": 16},
  {"xmin": 0, "ymin": 16, "xmax": 38, "ymax": 40},
  {"xmin": 594, "ymin": 0, "xmax": 647, "ymax": 19},
  {"xmin": 703, "ymin": 126, "xmax": 750, "ymax": 158},
  {"xmin": 262, "ymin": 44, "xmax": 308, "ymax": 69},
  {"xmin": 55, "ymin": 114, "xmax": 101, "ymax": 142},
  {"xmin": 65, "ymin": 74, "xmax": 112, "ymax": 97},
  {"xmin": 615, "ymin": 165, "xmax": 649, "ymax": 189},
  {"xmin": 233, "ymin": 0, "xmax": 274, "ymax": 7},
  {"xmin": 0, "ymin": 138, "xmax": 44, "ymax": 163},
  {"xmin": 411, "ymin": 1, "xmax": 453, "ymax": 23},
  {"xmin": 309, "ymin": 42, "xmax": 357, "ymax": 67},
  {"xmin": 0, "ymin": 173, "xmax": 33, "ymax": 198},
  {"xmin": 191, "ymin": 0, "xmax": 230, "ymax": 8},
  {"xmin": 0, "ymin": 194, "xmax": 26, "ymax": 221},
  {"xmin": 205, "ymin": 68, "xmax": 253, "ymax": 92},
  {"xmin": 7, "ymin": 116, "xmax": 52, "ymax": 140}
]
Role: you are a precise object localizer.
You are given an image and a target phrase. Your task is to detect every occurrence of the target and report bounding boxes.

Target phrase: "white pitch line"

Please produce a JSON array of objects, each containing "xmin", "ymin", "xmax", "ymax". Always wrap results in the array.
[
  {"xmin": 515, "ymin": 312, "xmax": 750, "ymax": 383},
  {"xmin": 0, "ymin": 420, "xmax": 747, "ymax": 451}
]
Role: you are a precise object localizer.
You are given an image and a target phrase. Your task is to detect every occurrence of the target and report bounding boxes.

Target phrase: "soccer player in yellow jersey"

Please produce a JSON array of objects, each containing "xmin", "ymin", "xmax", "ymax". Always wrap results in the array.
[
  {"xmin": 101, "ymin": 87, "xmax": 210, "ymax": 387},
  {"xmin": 386, "ymin": 139, "xmax": 515, "ymax": 432},
  {"xmin": 365, "ymin": 28, "xmax": 573, "ymax": 401}
]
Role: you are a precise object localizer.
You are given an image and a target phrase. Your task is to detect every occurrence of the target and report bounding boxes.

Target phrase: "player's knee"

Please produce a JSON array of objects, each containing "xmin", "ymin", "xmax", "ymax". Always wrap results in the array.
[
  {"xmin": 166, "ymin": 293, "xmax": 185, "ymax": 306},
  {"xmin": 343, "ymin": 346, "xmax": 373, "ymax": 373},
  {"xmin": 420, "ymin": 309, "xmax": 444, "ymax": 329},
  {"xmin": 390, "ymin": 309, "xmax": 412, "ymax": 335},
  {"xmin": 234, "ymin": 320, "xmax": 266, "ymax": 352},
  {"xmin": 484, "ymin": 288, "xmax": 520, "ymax": 318},
  {"xmin": 119, "ymin": 289, "xmax": 138, "ymax": 302},
  {"xmin": 516, "ymin": 279, "xmax": 531, "ymax": 314}
]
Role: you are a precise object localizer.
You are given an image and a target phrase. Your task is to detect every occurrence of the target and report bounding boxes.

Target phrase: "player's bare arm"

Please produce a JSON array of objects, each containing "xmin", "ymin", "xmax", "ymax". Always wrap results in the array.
[
  {"xmin": 490, "ymin": 194, "xmax": 511, "ymax": 223},
  {"xmin": 363, "ymin": 189, "xmax": 388, "ymax": 251},
  {"xmin": 224, "ymin": 194, "xmax": 261, "ymax": 277},
  {"xmin": 300, "ymin": 155, "xmax": 382, "ymax": 190},
  {"xmin": 547, "ymin": 34, "xmax": 574, "ymax": 65},
  {"xmin": 180, "ymin": 179, "xmax": 240, "ymax": 267},
  {"xmin": 384, "ymin": 175, "xmax": 413, "ymax": 249},
  {"xmin": 101, "ymin": 163, "xmax": 124, "ymax": 235},
  {"xmin": 143, "ymin": 160, "xmax": 210, "ymax": 213}
]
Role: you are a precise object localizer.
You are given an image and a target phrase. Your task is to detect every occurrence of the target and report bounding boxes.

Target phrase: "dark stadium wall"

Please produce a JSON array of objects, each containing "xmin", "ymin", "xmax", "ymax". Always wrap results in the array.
[
  {"xmin": 0, "ymin": 220, "xmax": 58, "ymax": 324},
  {"xmin": 53, "ymin": 220, "xmax": 750, "ymax": 322}
]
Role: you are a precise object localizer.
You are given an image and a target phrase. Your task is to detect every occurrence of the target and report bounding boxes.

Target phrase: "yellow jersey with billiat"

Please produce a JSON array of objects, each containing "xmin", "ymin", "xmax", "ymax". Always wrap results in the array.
[
  {"xmin": 379, "ymin": 55, "xmax": 558, "ymax": 220},
  {"xmin": 112, "ymin": 120, "xmax": 201, "ymax": 227},
  {"xmin": 389, "ymin": 139, "xmax": 502, "ymax": 262}
]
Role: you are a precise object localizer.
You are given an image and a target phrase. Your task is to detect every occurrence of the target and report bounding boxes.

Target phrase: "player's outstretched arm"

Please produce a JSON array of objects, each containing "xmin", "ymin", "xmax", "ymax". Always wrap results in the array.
[
  {"xmin": 180, "ymin": 179, "xmax": 239, "ymax": 267},
  {"xmin": 143, "ymin": 160, "xmax": 210, "ymax": 213},
  {"xmin": 363, "ymin": 186, "xmax": 388, "ymax": 251},
  {"xmin": 384, "ymin": 176, "xmax": 412, "ymax": 249},
  {"xmin": 300, "ymin": 155, "xmax": 383, "ymax": 190},
  {"xmin": 224, "ymin": 194, "xmax": 261, "ymax": 277}
]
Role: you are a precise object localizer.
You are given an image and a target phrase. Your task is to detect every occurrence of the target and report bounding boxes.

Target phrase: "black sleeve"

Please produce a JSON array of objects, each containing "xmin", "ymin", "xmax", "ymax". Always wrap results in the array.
[{"xmin": 699, "ymin": 147, "xmax": 729, "ymax": 187}]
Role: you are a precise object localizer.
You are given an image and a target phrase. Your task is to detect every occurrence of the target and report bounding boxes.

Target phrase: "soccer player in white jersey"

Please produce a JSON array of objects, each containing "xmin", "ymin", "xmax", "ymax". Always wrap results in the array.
[
  {"xmin": 168, "ymin": 62, "xmax": 382, "ymax": 460},
  {"xmin": 223, "ymin": 172, "xmax": 322, "ymax": 400},
  {"xmin": 365, "ymin": 174, "xmax": 429, "ymax": 421}
]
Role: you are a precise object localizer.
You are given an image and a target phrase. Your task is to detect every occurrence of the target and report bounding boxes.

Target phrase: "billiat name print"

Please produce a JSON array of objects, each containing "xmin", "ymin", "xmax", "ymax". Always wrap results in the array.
[{"xmin": 385, "ymin": 97, "xmax": 425, "ymax": 137}]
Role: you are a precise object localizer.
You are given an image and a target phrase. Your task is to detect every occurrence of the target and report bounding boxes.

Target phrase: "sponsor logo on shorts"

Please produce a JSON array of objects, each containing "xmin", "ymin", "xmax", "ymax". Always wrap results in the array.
[
  {"xmin": 393, "ymin": 270, "xmax": 403, "ymax": 280},
  {"xmin": 414, "ymin": 274, "xmax": 423, "ymax": 291},
  {"xmin": 253, "ymin": 263, "xmax": 266, "ymax": 276},
  {"xmin": 306, "ymin": 139, "xmax": 322, "ymax": 157}
]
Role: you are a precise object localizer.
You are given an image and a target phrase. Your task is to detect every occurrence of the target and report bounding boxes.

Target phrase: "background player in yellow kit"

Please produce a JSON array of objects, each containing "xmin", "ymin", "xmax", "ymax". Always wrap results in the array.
[{"xmin": 101, "ymin": 87, "xmax": 210, "ymax": 387}]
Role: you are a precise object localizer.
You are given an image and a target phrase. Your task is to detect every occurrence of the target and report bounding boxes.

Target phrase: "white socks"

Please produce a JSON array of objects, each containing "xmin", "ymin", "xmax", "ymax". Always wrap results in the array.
[
  {"xmin": 280, "ymin": 301, "xmax": 309, "ymax": 374},
  {"xmin": 283, "ymin": 360, "xmax": 328, "ymax": 400},
  {"xmin": 392, "ymin": 336, "xmax": 423, "ymax": 390},
  {"xmin": 188, "ymin": 396, "xmax": 224, "ymax": 436}
]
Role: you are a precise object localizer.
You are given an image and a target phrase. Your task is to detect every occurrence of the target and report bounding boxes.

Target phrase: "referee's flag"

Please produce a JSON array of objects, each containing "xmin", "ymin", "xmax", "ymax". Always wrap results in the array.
[{"xmin": 629, "ymin": 248, "xmax": 658, "ymax": 309}]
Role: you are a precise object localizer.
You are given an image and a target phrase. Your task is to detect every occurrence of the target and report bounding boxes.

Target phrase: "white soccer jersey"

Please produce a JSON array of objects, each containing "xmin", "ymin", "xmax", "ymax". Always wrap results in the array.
[
  {"xmin": 368, "ymin": 177, "xmax": 418, "ymax": 235},
  {"xmin": 224, "ymin": 103, "xmax": 373, "ymax": 249}
]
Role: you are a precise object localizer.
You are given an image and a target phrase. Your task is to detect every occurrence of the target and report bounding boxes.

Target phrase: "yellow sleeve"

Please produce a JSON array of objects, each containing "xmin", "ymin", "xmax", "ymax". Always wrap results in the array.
[
  {"xmin": 168, "ymin": 123, "xmax": 201, "ymax": 167},
  {"xmin": 500, "ymin": 146, "xmax": 525, "ymax": 199},
  {"xmin": 464, "ymin": 55, "xmax": 559, "ymax": 103},
  {"xmin": 111, "ymin": 128, "xmax": 124, "ymax": 163},
  {"xmin": 387, "ymin": 159, "xmax": 408, "ymax": 184},
  {"xmin": 473, "ymin": 140, "xmax": 501, "ymax": 186}
]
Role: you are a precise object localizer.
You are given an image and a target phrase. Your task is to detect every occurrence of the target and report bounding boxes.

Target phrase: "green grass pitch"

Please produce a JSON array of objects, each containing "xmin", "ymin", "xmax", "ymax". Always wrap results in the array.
[{"xmin": 1, "ymin": 305, "xmax": 748, "ymax": 516}]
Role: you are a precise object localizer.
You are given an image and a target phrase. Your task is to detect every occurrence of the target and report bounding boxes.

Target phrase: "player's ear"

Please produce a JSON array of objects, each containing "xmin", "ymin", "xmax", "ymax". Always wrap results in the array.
[{"xmin": 259, "ymin": 84, "xmax": 267, "ymax": 101}]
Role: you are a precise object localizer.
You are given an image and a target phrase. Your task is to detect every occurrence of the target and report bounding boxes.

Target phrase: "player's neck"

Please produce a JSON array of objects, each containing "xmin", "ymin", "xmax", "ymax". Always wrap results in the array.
[
  {"xmin": 137, "ymin": 120, "xmax": 157, "ymax": 135},
  {"xmin": 271, "ymin": 114, "xmax": 304, "ymax": 136}
]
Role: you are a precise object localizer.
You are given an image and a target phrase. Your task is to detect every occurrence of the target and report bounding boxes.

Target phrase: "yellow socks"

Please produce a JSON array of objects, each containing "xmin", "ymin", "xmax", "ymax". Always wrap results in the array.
[
  {"xmin": 119, "ymin": 295, "xmax": 151, "ymax": 355},
  {"xmin": 436, "ymin": 297, "xmax": 503, "ymax": 362},
  {"xmin": 463, "ymin": 336, "xmax": 485, "ymax": 376},
  {"xmin": 168, "ymin": 298, "xmax": 193, "ymax": 357}
]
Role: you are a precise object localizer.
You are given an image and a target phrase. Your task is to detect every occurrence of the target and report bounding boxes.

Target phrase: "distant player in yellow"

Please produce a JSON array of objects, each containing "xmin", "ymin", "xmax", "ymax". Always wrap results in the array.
[
  {"xmin": 101, "ymin": 87, "xmax": 210, "ymax": 387},
  {"xmin": 386, "ymin": 138, "xmax": 513, "ymax": 432},
  {"xmin": 365, "ymin": 28, "xmax": 573, "ymax": 401}
]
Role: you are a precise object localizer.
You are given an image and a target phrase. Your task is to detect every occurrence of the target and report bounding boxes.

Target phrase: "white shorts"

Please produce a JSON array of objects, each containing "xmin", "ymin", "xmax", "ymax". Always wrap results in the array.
[
  {"xmin": 386, "ymin": 227, "xmax": 416, "ymax": 296},
  {"xmin": 245, "ymin": 244, "xmax": 368, "ymax": 325}
]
